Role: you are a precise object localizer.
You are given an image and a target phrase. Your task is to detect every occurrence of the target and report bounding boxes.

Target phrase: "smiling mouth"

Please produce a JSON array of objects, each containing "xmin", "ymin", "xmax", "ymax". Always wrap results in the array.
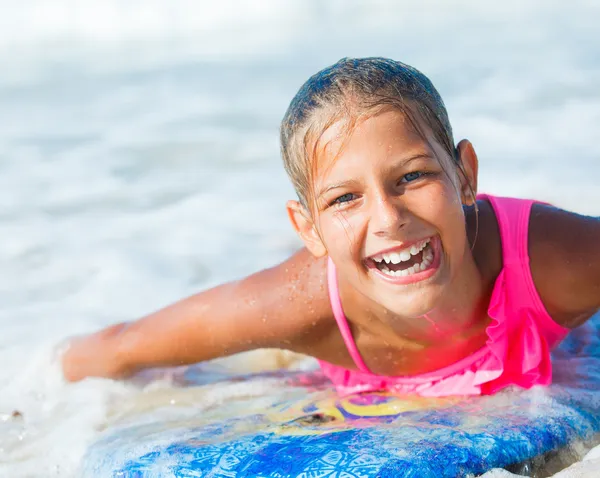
[{"xmin": 368, "ymin": 238, "xmax": 435, "ymax": 278}]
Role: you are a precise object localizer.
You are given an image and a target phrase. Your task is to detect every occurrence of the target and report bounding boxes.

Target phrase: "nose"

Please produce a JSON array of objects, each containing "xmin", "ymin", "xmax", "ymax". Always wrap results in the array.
[{"xmin": 370, "ymin": 193, "xmax": 409, "ymax": 238}]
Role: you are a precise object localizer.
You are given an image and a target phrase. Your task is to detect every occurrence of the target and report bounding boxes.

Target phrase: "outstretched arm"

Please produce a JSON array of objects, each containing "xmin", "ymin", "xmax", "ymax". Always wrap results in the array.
[
  {"xmin": 62, "ymin": 249, "xmax": 331, "ymax": 382},
  {"xmin": 529, "ymin": 204, "xmax": 600, "ymax": 328}
]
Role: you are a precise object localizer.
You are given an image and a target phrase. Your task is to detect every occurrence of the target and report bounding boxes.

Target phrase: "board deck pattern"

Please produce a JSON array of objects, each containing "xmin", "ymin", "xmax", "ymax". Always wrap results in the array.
[{"xmin": 83, "ymin": 315, "xmax": 600, "ymax": 477}]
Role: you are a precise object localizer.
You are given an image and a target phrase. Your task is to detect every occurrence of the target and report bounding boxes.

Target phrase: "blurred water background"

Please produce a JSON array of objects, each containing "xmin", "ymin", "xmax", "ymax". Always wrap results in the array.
[{"xmin": 0, "ymin": 0, "xmax": 599, "ymax": 476}]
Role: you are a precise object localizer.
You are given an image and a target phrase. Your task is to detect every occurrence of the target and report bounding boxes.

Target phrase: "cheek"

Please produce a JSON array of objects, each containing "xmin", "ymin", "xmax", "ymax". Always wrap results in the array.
[
  {"xmin": 319, "ymin": 213, "xmax": 365, "ymax": 255},
  {"xmin": 420, "ymin": 182, "xmax": 462, "ymax": 220},
  {"xmin": 419, "ymin": 185, "xmax": 466, "ymax": 245}
]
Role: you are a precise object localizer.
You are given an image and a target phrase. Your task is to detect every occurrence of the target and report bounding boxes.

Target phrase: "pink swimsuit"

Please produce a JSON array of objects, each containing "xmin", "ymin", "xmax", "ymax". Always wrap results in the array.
[{"xmin": 318, "ymin": 195, "xmax": 570, "ymax": 397}]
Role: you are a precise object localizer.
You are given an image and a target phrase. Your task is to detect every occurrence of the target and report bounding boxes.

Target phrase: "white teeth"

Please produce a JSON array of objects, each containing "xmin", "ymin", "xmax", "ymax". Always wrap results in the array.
[
  {"xmin": 371, "ymin": 238, "xmax": 433, "ymax": 265},
  {"xmin": 389, "ymin": 252, "xmax": 401, "ymax": 264},
  {"xmin": 375, "ymin": 240, "xmax": 434, "ymax": 279},
  {"xmin": 399, "ymin": 250, "xmax": 411, "ymax": 262},
  {"xmin": 423, "ymin": 248, "xmax": 433, "ymax": 261}
]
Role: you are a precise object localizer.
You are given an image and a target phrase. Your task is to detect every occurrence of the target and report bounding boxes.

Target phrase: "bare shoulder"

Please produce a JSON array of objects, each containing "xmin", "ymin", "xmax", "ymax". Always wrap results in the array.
[
  {"xmin": 528, "ymin": 204, "xmax": 600, "ymax": 327},
  {"xmin": 240, "ymin": 248, "xmax": 336, "ymax": 350}
]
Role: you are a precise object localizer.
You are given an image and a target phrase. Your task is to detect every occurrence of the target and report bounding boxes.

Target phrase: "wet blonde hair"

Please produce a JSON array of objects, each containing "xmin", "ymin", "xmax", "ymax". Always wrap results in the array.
[{"xmin": 280, "ymin": 57, "xmax": 458, "ymax": 211}]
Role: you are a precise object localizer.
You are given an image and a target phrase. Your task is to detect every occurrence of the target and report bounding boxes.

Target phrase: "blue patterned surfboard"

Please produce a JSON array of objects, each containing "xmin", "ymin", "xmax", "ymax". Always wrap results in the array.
[{"xmin": 82, "ymin": 314, "xmax": 600, "ymax": 477}]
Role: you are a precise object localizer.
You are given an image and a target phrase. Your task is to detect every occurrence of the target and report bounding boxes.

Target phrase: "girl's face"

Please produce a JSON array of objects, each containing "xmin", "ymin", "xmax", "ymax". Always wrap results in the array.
[{"xmin": 294, "ymin": 109, "xmax": 477, "ymax": 319}]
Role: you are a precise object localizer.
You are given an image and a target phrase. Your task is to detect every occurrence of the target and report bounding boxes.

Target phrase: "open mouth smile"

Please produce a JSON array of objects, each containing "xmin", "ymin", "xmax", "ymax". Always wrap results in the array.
[{"xmin": 365, "ymin": 236, "xmax": 441, "ymax": 284}]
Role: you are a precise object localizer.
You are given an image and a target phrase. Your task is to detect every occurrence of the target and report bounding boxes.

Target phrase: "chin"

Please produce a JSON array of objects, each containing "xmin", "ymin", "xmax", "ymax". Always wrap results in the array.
[{"xmin": 377, "ymin": 289, "xmax": 441, "ymax": 319}]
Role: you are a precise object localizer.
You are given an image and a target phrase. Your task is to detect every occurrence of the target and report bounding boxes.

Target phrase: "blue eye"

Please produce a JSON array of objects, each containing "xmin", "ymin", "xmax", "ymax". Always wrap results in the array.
[
  {"xmin": 333, "ymin": 193, "xmax": 355, "ymax": 205},
  {"xmin": 402, "ymin": 171, "xmax": 425, "ymax": 183}
]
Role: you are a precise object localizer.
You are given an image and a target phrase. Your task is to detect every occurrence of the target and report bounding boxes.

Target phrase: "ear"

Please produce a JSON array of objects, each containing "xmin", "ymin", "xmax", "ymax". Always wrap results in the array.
[
  {"xmin": 455, "ymin": 139, "xmax": 479, "ymax": 206},
  {"xmin": 286, "ymin": 200, "xmax": 328, "ymax": 258}
]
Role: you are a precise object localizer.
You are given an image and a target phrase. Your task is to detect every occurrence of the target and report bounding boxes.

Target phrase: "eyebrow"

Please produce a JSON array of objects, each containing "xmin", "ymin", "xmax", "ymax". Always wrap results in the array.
[
  {"xmin": 316, "ymin": 153, "xmax": 434, "ymax": 198},
  {"xmin": 383, "ymin": 153, "xmax": 433, "ymax": 174},
  {"xmin": 316, "ymin": 179, "xmax": 359, "ymax": 198}
]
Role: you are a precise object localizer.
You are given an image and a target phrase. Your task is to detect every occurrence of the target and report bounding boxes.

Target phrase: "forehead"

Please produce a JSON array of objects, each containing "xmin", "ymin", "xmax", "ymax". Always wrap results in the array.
[{"xmin": 314, "ymin": 109, "xmax": 442, "ymax": 179}]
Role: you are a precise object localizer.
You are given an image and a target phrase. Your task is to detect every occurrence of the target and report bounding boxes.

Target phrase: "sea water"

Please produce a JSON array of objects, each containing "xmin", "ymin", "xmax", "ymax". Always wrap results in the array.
[{"xmin": 0, "ymin": 0, "xmax": 599, "ymax": 476}]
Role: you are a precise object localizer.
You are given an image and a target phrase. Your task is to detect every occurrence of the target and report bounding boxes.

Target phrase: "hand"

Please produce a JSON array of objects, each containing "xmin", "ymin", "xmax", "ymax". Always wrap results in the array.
[{"xmin": 61, "ymin": 323, "xmax": 131, "ymax": 382}]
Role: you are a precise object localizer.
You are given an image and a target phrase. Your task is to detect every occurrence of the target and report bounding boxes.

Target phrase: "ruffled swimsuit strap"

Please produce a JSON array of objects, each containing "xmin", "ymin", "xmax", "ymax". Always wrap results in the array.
[
  {"xmin": 478, "ymin": 194, "xmax": 569, "ymax": 341},
  {"xmin": 327, "ymin": 258, "xmax": 372, "ymax": 373}
]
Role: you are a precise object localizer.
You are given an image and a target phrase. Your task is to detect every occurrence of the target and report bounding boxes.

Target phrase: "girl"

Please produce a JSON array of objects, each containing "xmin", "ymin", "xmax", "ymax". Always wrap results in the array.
[{"xmin": 62, "ymin": 57, "xmax": 600, "ymax": 397}]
